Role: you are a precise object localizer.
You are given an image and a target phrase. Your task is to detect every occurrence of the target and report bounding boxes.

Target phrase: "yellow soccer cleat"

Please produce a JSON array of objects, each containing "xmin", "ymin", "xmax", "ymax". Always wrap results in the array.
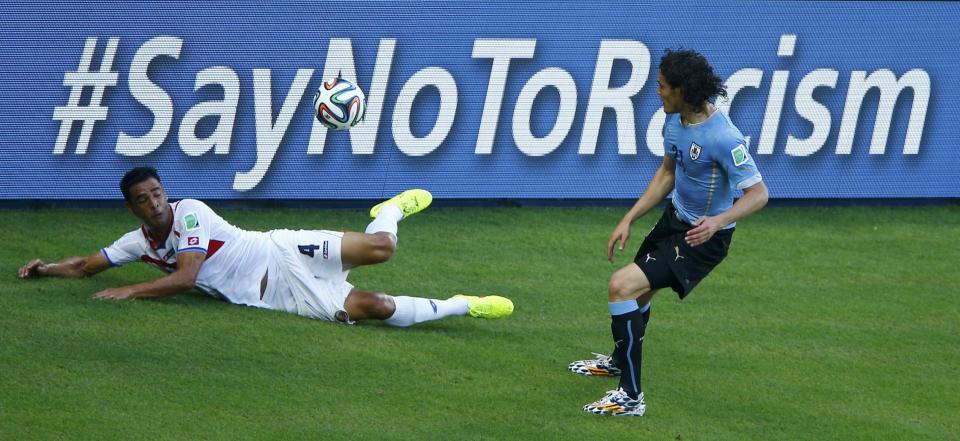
[
  {"xmin": 452, "ymin": 295, "xmax": 514, "ymax": 319},
  {"xmin": 370, "ymin": 189, "xmax": 433, "ymax": 219}
]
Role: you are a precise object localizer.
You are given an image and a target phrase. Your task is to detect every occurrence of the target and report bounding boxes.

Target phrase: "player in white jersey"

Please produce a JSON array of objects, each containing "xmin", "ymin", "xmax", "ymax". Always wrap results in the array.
[
  {"xmin": 571, "ymin": 49, "xmax": 769, "ymax": 416},
  {"xmin": 18, "ymin": 167, "xmax": 513, "ymax": 327}
]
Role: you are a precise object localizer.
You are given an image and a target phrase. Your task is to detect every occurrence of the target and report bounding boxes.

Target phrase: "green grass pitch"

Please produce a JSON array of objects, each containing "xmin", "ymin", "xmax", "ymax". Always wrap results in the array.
[{"xmin": 2, "ymin": 205, "xmax": 958, "ymax": 440}]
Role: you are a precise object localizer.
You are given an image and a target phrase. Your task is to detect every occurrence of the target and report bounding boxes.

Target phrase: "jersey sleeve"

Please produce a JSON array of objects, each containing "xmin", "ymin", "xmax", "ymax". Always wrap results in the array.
[
  {"xmin": 101, "ymin": 230, "xmax": 145, "ymax": 267},
  {"xmin": 719, "ymin": 142, "xmax": 763, "ymax": 190},
  {"xmin": 174, "ymin": 199, "xmax": 212, "ymax": 255}
]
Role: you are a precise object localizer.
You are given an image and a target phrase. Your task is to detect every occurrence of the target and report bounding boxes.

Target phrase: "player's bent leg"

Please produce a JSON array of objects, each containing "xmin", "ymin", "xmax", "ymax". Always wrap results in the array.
[
  {"xmin": 608, "ymin": 262, "xmax": 653, "ymax": 302},
  {"xmin": 568, "ymin": 289, "xmax": 658, "ymax": 378},
  {"xmin": 597, "ymin": 262, "xmax": 655, "ymax": 412},
  {"xmin": 636, "ymin": 289, "xmax": 658, "ymax": 310},
  {"xmin": 570, "ymin": 263, "xmax": 656, "ymax": 378},
  {"xmin": 343, "ymin": 289, "xmax": 396, "ymax": 321},
  {"xmin": 576, "ymin": 261, "xmax": 658, "ymax": 413},
  {"xmin": 340, "ymin": 232, "xmax": 396, "ymax": 269},
  {"xmin": 345, "ymin": 289, "xmax": 479, "ymax": 327}
]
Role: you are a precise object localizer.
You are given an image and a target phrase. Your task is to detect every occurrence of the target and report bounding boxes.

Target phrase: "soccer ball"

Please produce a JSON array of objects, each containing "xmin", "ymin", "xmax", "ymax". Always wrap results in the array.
[{"xmin": 313, "ymin": 77, "xmax": 366, "ymax": 131}]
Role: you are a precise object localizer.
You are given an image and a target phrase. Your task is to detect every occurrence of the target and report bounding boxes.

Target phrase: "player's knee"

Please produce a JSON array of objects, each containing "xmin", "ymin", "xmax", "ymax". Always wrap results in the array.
[
  {"xmin": 607, "ymin": 277, "xmax": 628, "ymax": 300},
  {"xmin": 345, "ymin": 291, "xmax": 395, "ymax": 320},
  {"xmin": 608, "ymin": 275, "xmax": 645, "ymax": 302},
  {"xmin": 368, "ymin": 233, "xmax": 396, "ymax": 263},
  {"xmin": 363, "ymin": 293, "xmax": 395, "ymax": 319}
]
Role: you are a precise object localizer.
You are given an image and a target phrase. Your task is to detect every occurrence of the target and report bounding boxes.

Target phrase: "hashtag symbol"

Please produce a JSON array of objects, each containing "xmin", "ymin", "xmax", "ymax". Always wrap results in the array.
[{"xmin": 52, "ymin": 37, "xmax": 120, "ymax": 154}]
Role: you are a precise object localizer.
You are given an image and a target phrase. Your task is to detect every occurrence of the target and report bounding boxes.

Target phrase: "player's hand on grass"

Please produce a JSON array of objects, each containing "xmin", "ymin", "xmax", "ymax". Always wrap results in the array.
[
  {"xmin": 19, "ymin": 259, "xmax": 45, "ymax": 278},
  {"xmin": 607, "ymin": 221, "xmax": 632, "ymax": 263},
  {"xmin": 94, "ymin": 287, "xmax": 133, "ymax": 300},
  {"xmin": 686, "ymin": 216, "xmax": 721, "ymax": 246}
]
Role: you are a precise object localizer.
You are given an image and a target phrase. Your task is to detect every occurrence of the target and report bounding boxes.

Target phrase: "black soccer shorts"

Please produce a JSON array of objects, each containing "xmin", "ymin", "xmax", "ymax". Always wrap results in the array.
[{"xmin": 633, "ymin": 203, "xmax": 733, "ymax": 299}]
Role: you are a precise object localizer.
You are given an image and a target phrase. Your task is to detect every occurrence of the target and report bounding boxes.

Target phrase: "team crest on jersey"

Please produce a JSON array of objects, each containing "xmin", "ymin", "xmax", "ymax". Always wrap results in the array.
[
  {"xmin": 731, "ymin": 144, "xmax": 749, "ymax": 166},
  {"xmin": 689, "ymin": 143, "xmax": 702, "ymax": 161},
  {"xmin": 184, "ymin": 213, "xmax": 200, "ymax": 230}
]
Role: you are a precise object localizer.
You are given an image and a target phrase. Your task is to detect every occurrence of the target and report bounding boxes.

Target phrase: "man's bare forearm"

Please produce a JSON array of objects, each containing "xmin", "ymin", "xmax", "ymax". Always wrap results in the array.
[
  {"xmin": 121, "ymin": 273, "xmax": 196, "ymax": 299},
  {"xmin": 715, "ymin": 183, "xmax": 769, "ymax": 226},
  {"xmin": 622, "ymin": 170, "xmax": 675, "ymax": 224},
  {"xmin": 37, "ymin": 256, "xmax": 95, "ymax": 278}
]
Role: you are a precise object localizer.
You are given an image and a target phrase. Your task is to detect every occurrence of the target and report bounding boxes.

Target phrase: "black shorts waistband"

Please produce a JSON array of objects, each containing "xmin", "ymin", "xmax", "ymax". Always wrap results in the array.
[{"xmin": 668, "ymin": 204, "xmax": 735, "ymax": 235}]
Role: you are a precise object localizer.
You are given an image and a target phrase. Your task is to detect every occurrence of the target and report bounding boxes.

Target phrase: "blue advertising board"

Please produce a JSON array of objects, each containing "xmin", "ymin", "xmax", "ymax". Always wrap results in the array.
[{"xmin": 0, "ymin": 1, "xmax": 956, "ymax": 199}]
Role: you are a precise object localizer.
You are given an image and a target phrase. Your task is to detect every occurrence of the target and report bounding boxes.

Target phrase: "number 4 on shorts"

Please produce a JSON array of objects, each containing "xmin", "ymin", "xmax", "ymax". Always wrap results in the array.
[{"xmin": 298, "ymin": 244, "xmax": 320, "ymax": 258}]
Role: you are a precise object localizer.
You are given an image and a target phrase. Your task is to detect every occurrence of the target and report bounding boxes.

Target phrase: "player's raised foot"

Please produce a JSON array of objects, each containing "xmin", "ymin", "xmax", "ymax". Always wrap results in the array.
[
  {"xmin": 583, "ymin": 388, "xmax": 646, "ymax": 416},
  {"xmin": 569, "ymin": 352, "xmax": 621, "ymax": 377},
  {"xmin": 370, "ymin": 189, "xmax": 433, "ymax": 219},
  {"xmin": 452, "ymin": 295, "xmax": 514, "ymax": 319}
]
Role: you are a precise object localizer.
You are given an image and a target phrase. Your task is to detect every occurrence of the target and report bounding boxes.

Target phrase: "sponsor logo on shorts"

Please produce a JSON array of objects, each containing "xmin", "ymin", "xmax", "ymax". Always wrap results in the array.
[
  {"xmin": 674, "ymin": 246, "xmax": 685, "ymax": 261},
  {"xmin": 188, "ymin": 236, "xmax": 199, "ymax": 246},
  {"xmin": 644, "ymin": 253, "xmax": 656, "ymax": 263},
  {"xmin": 322, "ymin": 241, "xmax": 329, "ymax": 259}
]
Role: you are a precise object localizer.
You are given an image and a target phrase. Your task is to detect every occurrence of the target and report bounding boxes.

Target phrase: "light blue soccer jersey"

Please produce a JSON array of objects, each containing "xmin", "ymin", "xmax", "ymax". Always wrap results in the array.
[{"xmin": 663, "ymin": 110, "xmax": 762, "ymax": 229}]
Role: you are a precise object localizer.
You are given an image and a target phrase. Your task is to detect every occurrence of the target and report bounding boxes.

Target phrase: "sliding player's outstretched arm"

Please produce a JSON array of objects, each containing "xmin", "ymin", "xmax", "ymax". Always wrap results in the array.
[
  {"xmin": 93, "ymin": 251, "xmax": 204, "ymax": 300},
  {"xmin": 19, "ymin": 252, "xmax": 110, "ymax": 279}
]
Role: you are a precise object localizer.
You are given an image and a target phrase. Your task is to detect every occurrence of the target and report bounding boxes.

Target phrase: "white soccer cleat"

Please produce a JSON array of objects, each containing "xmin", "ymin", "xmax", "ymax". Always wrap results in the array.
[
  {"xmin": 568, "ymin": 352, "xmax": 622, "ymax": 377},
  {"xmin": 583, "ymin": 388, "xmax": 646, "ymax": 416}
]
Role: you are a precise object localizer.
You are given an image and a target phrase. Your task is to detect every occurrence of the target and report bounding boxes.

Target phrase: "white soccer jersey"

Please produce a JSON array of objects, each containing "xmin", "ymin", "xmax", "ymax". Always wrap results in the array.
[{"xmin": 100, "ymin": 199, "xmax": 271, "ymax": 308}]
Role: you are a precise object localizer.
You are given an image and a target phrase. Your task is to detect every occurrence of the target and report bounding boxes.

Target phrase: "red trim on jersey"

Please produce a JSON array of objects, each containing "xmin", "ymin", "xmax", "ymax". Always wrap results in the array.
[
  {"xmin": 141, "ymin": 255, "xmax": 177, "ymax": 271},
  {"xmin": 206, "ymin": 239, "xmax": 225, "ymax": 259}
]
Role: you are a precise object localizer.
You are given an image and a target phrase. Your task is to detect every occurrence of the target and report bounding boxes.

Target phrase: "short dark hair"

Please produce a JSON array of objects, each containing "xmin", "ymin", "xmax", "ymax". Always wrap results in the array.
[
  {"xmin": 659, "ymin": 48, "xmax": 727, "ymax": 107},
  {"xmin": 120, "ymin": 167, "xmax": 160, "ymax": 201}
]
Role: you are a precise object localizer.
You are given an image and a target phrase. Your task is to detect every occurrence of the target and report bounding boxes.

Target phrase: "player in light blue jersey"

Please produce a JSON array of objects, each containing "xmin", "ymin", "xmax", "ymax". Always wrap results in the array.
[
  {"xmin": 572, "ymin": 49, "xmax": 769, "ymax": 416},
  {"xmin": 664, "ymin": 106, "xmax": 763, "ymax": 228}
]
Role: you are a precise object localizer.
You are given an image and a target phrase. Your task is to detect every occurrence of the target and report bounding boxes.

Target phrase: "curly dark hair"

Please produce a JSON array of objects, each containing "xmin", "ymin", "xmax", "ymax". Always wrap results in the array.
[
  {"xmin": 120, "ymin": 166, "xmax": 161, "ymax": 201},
  {"xmin": 659, "ymin": 48, "xmax": 727, "ymax": 108}
]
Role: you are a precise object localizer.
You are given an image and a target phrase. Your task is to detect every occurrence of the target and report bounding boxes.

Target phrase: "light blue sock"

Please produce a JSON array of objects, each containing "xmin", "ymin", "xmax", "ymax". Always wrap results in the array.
[{"xmin": 609, "ymin": 300, "xmax": 640, "ymax": 316}]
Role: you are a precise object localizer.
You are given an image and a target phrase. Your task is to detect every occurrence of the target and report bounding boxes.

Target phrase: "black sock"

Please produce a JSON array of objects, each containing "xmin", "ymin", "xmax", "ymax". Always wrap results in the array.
[
  {"xmin": 612, "ymin": 304, "xmax": 650, "ymax": 399},
  {"xmin": 611, "ymin": 301, "xmax": 652, "ymax": 367}
]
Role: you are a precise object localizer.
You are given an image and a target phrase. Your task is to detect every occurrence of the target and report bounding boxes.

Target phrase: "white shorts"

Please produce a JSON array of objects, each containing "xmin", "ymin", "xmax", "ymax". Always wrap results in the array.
[{"xmin": 261, "ymin": 229, "xmax": 354, "ymax": 323}]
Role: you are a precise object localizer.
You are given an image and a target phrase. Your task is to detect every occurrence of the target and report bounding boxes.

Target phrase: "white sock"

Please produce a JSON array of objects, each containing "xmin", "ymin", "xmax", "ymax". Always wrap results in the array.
[
  {"xmin": 384, "ymin": 296, "xmax": 470, "ymax": 327},
  {"xmin": 365, "ymin": 204, "xmax": 403, "ymax": 237}
]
